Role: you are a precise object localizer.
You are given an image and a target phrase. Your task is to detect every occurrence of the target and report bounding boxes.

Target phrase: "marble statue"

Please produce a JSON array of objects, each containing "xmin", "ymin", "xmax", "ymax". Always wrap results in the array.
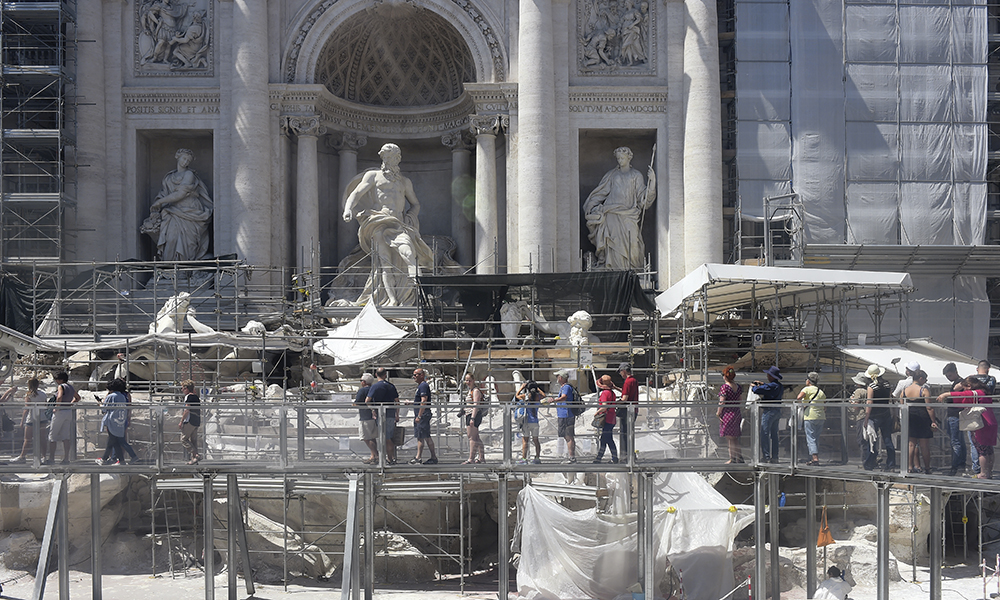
[
  {"xmin": 567, "ymin": 310, "xmax": 594, "ymax": 347},
  {"xmin": 579, "ymin": 0, "xmax": 650, "ymax": 72},
  {"xmin": 583, "ymin": 146, "xmax": 655, "ymax": 271},
  {"xmin": 170, "ymin": 10, "xmax": 209, "ymax": 69},
  {"xmin": 342, "ymin": 143, "xmax": 435, "ymax": 306},
  {"xmin": 141, "ymin": 148, "xmax": 213, "ymax": 262}
]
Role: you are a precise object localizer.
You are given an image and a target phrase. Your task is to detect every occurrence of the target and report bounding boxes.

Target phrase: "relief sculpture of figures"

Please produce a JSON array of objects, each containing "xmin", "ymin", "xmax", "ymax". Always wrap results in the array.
[
  {"xmin": 342, "ymin": 143, "xmax": 435, "ymax": 306},
  {"xmin": 579, "ymin": 0, "xmax": 650, "ymax": 72},
  {"xmin": 137, "ymin": 0, "xmax": 210, "ymax": 71},
  {"xmin": 141, "ymin": 148, "xmax": 213, "ymax": 262},
  {"xmin": 583, "ymin": 146, "xmax": 655, "ymax": 271}
]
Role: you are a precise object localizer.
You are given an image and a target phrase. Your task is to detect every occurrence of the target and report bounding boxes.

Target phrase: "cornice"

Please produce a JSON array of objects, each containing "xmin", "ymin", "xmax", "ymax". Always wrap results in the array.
[
  {"xmin": 464, "ymin": 82, "xmax": 517, "ymax": 114},
  {"xmin": 123, "ymin": 90, "xmax": 221, "ymax": 115}
]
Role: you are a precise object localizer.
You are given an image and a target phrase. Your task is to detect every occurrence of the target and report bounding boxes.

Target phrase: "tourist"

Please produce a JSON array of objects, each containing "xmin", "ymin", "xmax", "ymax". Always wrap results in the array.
[
  {"xmin": 544, "ymin": 369, "xmax": 577, "ymax": 463},
  {"xmin": 797, "ymin": 372, "xmax": 826, "ymax": 466},
  {"xmin": 617, "ymin": 362, "xmax": 638, "ymax": 459},
  {"xmin": 515, "ymin": 380, "xmax": 542, "ymax": 464},
  {"xmin": 942, "ymin": 362, "xmax": 968, "ymax": 475},
  {"xmin": 179, "ymin": 380, "xmax": 201, "ymax": 465},
  {"xmin": 969, "ymin": 360, "xmax": 996, "ymax": 475},
  {"xmin": 355, "ymin": 373, "xmax": 378, "ymax": 464},
  {"xmin": 47, "ymin": 372, "xmax": 80, "ymax": 465},
  {"xmin": 716, "ymin": 365, "xmax": 743, "ymax": 464},
  {"xmin": 462, "ymin": 372, "xmax": 485, "ymax": 464},
  {"xmin": 862, "ymin": 364, "xmax": 897, "ymax": 472},
  {"xmin": 410, "ymin": 368, "xmax": 438, "ymax": 465},
  {"xmin": 96, "ymin": 378, "xmax": 137, "ymax": 466},
  {"xmin": 902, "ymin": 370, "xmax": 936, "ymax": 473},
  {"xmin": 367, "ymin": 368, "xmax": 400, "ymax": 464},
  {"xmin": 751, "ymin": 365, "xmax": 784, "ymax": 463},
  {"xmin": 813, "ymin": 565, "xmax": 852, "ymax": 600},
  {"xmin": 893, "ymin": 360, "xmax": 921, "ymax": 397},
  {"xmin": 938, "ymin": 377, "xmax": 997, "ymax": 479},
  {"xmin": 593, "ymin": 375, "xmax": 619, "ymax": 464},
  {"xmin": 10, "ymin": 378, "xmax": 48, "ymax": 464}
]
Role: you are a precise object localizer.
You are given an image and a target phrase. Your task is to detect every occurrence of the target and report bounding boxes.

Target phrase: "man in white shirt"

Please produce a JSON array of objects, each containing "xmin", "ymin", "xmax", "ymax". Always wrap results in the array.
[
  {"xmin": 893, "ymin": 361, "xmax": 921, "ymax": 397},
  {"xmin": 812, "ymin": 566, "xmax": 852, "ymax": 600}
]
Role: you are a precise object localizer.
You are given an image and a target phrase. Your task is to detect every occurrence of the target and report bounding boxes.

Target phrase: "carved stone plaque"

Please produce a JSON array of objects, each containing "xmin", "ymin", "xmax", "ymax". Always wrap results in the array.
[
  {"xmin": 577, "ymin": 0, "xmax": 655, "ymax": 76},
  {"xmin": 134, "ymin": 0, "xmax": 214, "ymax": 77}
]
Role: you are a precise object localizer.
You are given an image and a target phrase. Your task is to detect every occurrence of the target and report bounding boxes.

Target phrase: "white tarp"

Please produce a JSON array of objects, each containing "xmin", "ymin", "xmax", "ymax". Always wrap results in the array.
[
  {"xmin": 840, "ymin": 339, "xmax": 980, "ymax": 386},
  {"xmin": 312, "ymin": 303, "xmax": 409, "ymax": 364},
  {"xmin": 514, "ymin": 475, "xmax": 754, "ymax": 600},
  {"xmin": 654, "ymin": 263, "xmax": 912, "ymax": 316}
]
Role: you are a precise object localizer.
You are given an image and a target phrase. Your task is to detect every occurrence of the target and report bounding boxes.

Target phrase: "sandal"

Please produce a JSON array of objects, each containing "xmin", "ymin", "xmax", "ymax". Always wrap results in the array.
[
  {"xmin": 361, "ymin": 457, "xmax": 376, "ymax": 465},
  {"xmin": 462, "ymin": 460, "xmax": 474, "ymax": 465},
  {"xmin": 806, "ymin": 459, "xmax": 820, "ymax": 466},
  {"xmin": 187, "ymin": 458, "xmax": 199, "ymax": 465}
]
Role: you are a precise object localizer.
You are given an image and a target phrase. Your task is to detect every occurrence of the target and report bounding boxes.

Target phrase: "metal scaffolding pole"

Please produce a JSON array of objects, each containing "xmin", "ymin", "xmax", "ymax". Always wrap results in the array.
[
  {"xmin": 805, "ymin": 476, "xmax": 816, "ymax": 598},
  {"xmin": 876, "ymin": 483, "xmax": 890, "ymax": 600},
  {"xmin": 204, "ymin": 474, "xmax": 215, "ymax": 600},
  {"xmin": 92, "ymin": 473, "xmax": 102, "ymax": 600},
  {"xmin": 768, "ymin": 473, "xmax": 779, "ymax": 600},
  {"xmin": 498, "ymin": 473, "xmax": 509, "ymax": 600},
  {"xmin": 754, "ymin": 472, "xmax": 767, "ymax": 599},
  {"xmin": 929, "ymin": 487, "xmax": 943, "ymax": 600},
  {"xmin": 364, "ymin": 472, "xmax": 374, "ymax": 600}
]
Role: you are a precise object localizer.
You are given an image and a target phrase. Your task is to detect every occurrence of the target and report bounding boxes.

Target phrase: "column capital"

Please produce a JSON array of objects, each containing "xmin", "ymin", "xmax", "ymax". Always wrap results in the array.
[
  {"xmin": 469, "ymin": 114, "xmax": 508, "ymax": 137},
  {"xmin": 329, "ymin": 132, "xmax": 368, "ymax": 152},
  {"xmin": 282, "ymin": 115, "xmax": 327, "ymax": 138},
  {"xmin": 441, "ymin": 130, "xmax": 475, "ymax": 151}
]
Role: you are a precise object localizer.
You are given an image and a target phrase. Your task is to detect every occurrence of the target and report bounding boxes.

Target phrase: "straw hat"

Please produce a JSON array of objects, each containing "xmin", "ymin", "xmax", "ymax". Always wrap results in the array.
[
  {"xmin": 597, "ymin": 375, "xmax": 613, "ymax": 389},
  {"xmin": 865, "ymin": 364, "xmax": 885, "ymax": 379},
  {"xmin": 851, "ymin": 372, "xmax": 872, "ymax": 386}
]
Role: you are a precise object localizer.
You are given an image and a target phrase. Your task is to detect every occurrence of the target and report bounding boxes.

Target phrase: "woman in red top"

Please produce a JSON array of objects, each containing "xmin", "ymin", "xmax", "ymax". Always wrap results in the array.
[
  {"xmin": 938, "ymin": 377, "xmax": 997, "ymax": 479},
  {"xmin": 593, "ymin": 375, "xmax": 619, "ymax": 464}
]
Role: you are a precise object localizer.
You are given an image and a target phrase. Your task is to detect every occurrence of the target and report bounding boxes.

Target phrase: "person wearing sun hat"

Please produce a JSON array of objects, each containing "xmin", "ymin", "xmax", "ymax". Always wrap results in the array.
[
  {"xmin": 751, "ymin": 365, "xmax": 784, "ymax": 463},
  {"xmin": 893, "ymin": 360, "xmax": 922, "ymax": 397},
  {"xmin": 863, "ymin": 364, "xmax": 897, "ymax": 471},
  {"xmin": 593, "ymin": 375, "xmax": 619, "ymax": 464},
  {"xmin": 797, "ymin": 371, "xmax": 826, "ymax": 466}
]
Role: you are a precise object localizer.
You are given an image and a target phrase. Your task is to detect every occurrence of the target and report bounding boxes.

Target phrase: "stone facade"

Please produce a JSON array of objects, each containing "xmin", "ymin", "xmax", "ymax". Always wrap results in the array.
[{"xmin": 71, "ymin": 0, "xmax": 721, "ymax": 287}]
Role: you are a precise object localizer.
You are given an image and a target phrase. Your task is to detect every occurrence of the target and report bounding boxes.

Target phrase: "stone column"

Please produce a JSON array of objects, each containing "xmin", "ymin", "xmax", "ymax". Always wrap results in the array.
[
  {"xmin": 683, "ymin": 0, "xmax": 723, "ymax": 272},
  {"xmin": 663, "ymin": 0, "xmax": 686, "ymax": 286},
  {"xmin": 442, "ymin": 131, "xmax": 475, "ymax": 267},
  {"xmin": 74, "ymin": 2, "xmax": 107, "ymax": 261},
  {"xmin": 332, "ymin": 133, "xmax": 367, "ymax": 263},
  {"xmin": 285, "ymin": 116, "xmax": 327, "ymax": 271},
  {"xmin": 470, "ymin": 116, "xmax": 507, "ymax": 274},
  {"xmin": 517, "ymin": 0, "xmax": 557, "ymax": 273},
  {"xmin": 231, "ymin": 0, "xmax": 272, "ymax": 267}
]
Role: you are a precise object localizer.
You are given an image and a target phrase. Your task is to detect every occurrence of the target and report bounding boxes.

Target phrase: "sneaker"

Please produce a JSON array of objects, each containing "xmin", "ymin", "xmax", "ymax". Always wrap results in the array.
[
  {"xmin": 592, "ymin": 458, "xmax": 603, "ymax": 464},
  {"xmin": 409, "ymin": 458, "xmax": 422, "ymax": 464},
  {"xmin": 95, "ymin": 459, "xmax": 105, "ymax": 466},
  {"xmin": 423, "ymin": 457, "xmax": 438, "ymax": 465},
  {"xmin": 531, "ymin": 458, "xmax": 541, "ymax": 465},
  {"xmin": 8, "ymin": 456, "xmax": 25, "ymax": 464},
  {"xmin": 516, "ymin": 459, "xmax": 528, "ymax": 465},
  {"xmin": 611, "ymin": 458, "xmax": 619, "ymax": 464}
]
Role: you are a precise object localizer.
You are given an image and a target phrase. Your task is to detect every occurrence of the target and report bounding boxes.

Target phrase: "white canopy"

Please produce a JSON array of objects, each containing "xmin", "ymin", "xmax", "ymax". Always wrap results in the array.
[
  {"xmin": 839, "ymin": 339, "xmax": 980, "ymax": 387},
  {"xmin": 312, "ymin": 302, "xmax": 409, "ymax": 365},
  {"xmin": 655, "ymin": 263, "xmax": 913, "ymax": 316}
]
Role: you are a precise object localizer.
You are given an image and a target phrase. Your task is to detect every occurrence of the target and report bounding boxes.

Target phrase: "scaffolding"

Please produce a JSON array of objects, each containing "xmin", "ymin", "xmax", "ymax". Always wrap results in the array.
[{"xmin": 0, "ymin": 0, "xmax": 77, "ymax": 266}]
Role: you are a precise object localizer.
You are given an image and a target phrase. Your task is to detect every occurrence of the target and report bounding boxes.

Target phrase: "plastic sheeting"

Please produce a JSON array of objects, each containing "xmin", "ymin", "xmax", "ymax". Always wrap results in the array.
[
  {"xmin": 736, "ymin": 0, "xmax": 989, "ymax": 358},
  {"xmin": 514, "ymin": 475, "xmax": 754, "ymax": 600},
  {"xmin": 312, "ymin": 302, "xmax": 409, "ymax": 364}
]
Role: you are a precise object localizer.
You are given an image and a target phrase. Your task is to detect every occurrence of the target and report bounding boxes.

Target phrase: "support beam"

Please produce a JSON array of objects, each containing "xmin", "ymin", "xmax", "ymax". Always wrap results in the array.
[
  {"xmin": 228, "ymin": 475, "xmax": 238, "ymax": 600},
  {"xmin": 637, "ymin": 472, "xmax": 646, "ymax": 585},
  {"xmin": 57, "ymin": 475, "xmax": 69, "ymax": 599},
  {"xmin": 929, "ymin": 487, "xmax": 943, "ymax": 600},
  {"xmin": 768, "ymin": 474, "xmax": 779, "ymax": 600},
  {"xmin": 34, "ymin": 478, "xmax": 62, "ymax": 600},
  {"xmin": 92, "ymin": 473, "xmax": 102, "ymax": 600},
  {"xmin": 643, "ymin": 472, "xmax": 655, "ymax": 599},
  {"xmin": 364, "ymin": 473, "xmax": 375, "ymax": 600},
  {"xmin": 876, "ymin": 483, "xmax": 890, "ymax": 600},
  {"xmin": 754, "ymin": 473, "xmax": 767, "ymax": 600},
  {"xmin": 805, "ymin": 477, "xmax": 816, "ymax": 598},
  {"xmin": 498, "ymin": 473, "xmax": 509, "ymax": 600},
  {"xmin": 341, "ymin": 474, "xmax": 360, "ymax": 600},
  {"xmin": 205, "ymin": 474, "xmax": 215, "ymax": 600}
]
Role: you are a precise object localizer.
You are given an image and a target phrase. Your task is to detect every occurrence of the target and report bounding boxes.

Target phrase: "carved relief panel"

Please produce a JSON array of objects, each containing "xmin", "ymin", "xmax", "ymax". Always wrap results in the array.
[
  {"xmin": 134, "ymin": 0, "xmax": 214, "ymax": 76},
  {"xmin": 577, "ymin": 0, "xmax": 654, "ymax": 75}
]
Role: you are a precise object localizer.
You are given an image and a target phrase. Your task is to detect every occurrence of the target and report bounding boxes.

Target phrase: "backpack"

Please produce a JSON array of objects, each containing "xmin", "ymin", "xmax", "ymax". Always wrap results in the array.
[{"xmin": 570, "ymin": 386, "xmax": 585, "ymax": 417}]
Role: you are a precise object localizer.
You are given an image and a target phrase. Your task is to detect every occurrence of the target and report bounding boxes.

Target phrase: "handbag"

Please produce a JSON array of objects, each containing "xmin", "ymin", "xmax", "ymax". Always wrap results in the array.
[
  {"xmin": 959, "ymin": 406, "xmax": 986, "ymax": 432},
  {"xmin": 817, "ymin": 506, "xmax": 835, "ymax": 547},
  {"xmin": 591, "ymin": 412, "xmax": 605, "ymax": 429}
]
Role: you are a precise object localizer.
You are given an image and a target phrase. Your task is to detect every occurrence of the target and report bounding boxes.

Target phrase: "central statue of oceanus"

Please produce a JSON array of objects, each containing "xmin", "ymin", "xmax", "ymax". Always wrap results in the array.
[{"xmin": 341, "ymin": 143, "xmax": 436, "ymax": 306}]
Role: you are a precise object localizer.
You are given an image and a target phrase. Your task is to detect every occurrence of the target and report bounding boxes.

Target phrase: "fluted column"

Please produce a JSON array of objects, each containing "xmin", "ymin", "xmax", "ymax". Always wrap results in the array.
[
  {"xmin": 470, "ymin": 116, "xmax": 507, "ymax": 274},
  {"xmin": 517, "ymin": 0, "xmax": 557, "ymax": 273},
  {"xmin": 683, "ymin": 0, "xmax": 723, "ymax": 272},
  {"xmin": 332, "ymin": 133, "xmax": 368, "ymax": 263},
  {"xmin": 231, "ymin": 0, "xmax": 271, "ymax": 266},
  {"xmin": 442, "ymin": 131, "xmax": 475, "ymax": 267},
  {"xmin": 284, "ymin": 116, "xmax": 326, "ymax": 271}
]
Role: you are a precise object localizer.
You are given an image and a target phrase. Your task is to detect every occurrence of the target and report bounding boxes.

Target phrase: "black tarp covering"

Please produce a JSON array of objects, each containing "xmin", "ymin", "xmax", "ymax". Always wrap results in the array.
[
  {"xmin": 416, "ymin": 271, "xmax": 655, "ymax": 346},
  {"xmin": 0, "ymin": 276, "xmax": 35, "ymax": 335}
]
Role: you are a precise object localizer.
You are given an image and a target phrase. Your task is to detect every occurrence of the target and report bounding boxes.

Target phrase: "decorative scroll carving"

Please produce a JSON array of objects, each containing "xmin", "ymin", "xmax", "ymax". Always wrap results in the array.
[
  {"xmin": 469, "ymin": 114, "xmax": 507, "ymax": 137},
  {"xmin": 282, "ymin": 115, "xmax": 328, "ymax": 138},
  {"xmin": 330, "ymin": 132, "xmax": 369, "ymax": 152},
  {"xmin": 441, "ymin": 130, "xmax": 475, "ymax": 151},
  {"xmin": 135, "ymin": 0, "xmax": 214, "ymax": 77},
  {"xmin": 577, "ymin": 0, "xmax": 654, "ymax": 75}
]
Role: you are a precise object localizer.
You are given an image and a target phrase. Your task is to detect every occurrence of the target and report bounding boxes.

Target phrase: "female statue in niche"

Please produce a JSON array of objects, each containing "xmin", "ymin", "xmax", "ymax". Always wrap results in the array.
[
  {"xmin": 583, "ymin": 146, "xmax": 655, "ymax": 271},
  {"xmin": 141, "ymin": 148, "xmax": 213, "ymax": 261}
]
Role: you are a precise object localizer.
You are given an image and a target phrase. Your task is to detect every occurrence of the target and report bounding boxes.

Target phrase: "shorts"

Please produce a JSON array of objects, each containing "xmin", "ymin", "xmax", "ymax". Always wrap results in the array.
[
  {"xmin": 521, "ymin": 422, "xmax": 539, "ymax": 438},
  {"xmin": 557, "ymin": 417, "xmax": 575, "ymax": 439},
  {"xmin": 414, "ymin": 419, "xmax": 431, "ymax": 440},
  {"xmin": 975, "ymin": 442, "xmax": 995, "ymax": 457},
  {"xmin": 48, "ymin": 410, "xmax": 73, "ymax": 442},
  {"xmin": 384, "ymin": 420, "xmax": 397, "ymax": 442},
  {"xmin": 465, "ymin": 412, "xmax": 483, "ymax": 428},
  {"xmin": 360, "ymin": 419, "xmax": 378, "ymax": 441}
]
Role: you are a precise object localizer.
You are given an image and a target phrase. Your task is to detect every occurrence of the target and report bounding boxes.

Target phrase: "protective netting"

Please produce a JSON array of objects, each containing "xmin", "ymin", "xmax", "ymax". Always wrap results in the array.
[{"xmin": 735, "ymin": 0, "xmax": 989, "ymax": 357}]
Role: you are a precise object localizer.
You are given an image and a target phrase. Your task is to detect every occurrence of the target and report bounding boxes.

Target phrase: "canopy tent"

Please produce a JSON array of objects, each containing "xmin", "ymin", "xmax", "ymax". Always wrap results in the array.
[
  {"xmin": 313, "ymin": 302, "xmax": 409, "ymax": 364},
  {"xmin": 655, "ymin": 263, "xmax": 913, "ymax": 317},
  {"xmin": 839, "ymin": 338, "xmax": 980, "ymax": 387},
  {"xmin": 514, "ymin": 473, "xmax": 754, "ymax": 600}
]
